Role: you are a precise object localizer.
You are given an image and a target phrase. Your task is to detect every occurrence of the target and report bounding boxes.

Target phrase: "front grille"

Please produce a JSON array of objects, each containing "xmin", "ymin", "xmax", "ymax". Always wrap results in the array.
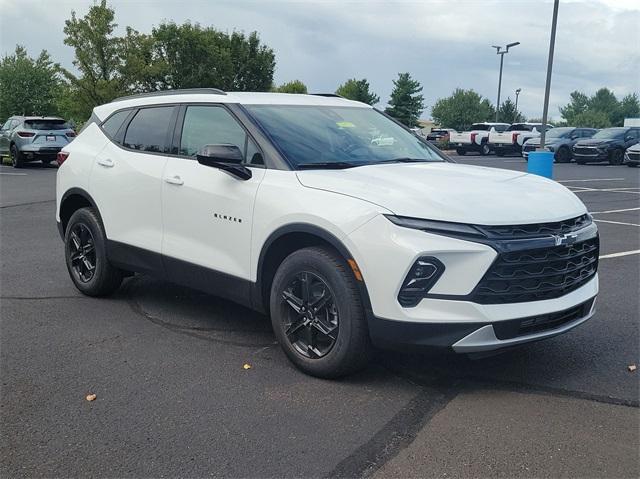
[
  {"xmin": 476, "ymin": 214, "xmax": 591, "ymax": 239},
  {"xmin": 574, "ymin": 147, "xmax": 598, "ymax": 155},
  {"xmin": 627, "ymin": 151, "xmax": 640, "ymax": 162},
  {"xmin": 493, "ymin": 298, "xmax": 595, "ymax": 339},
  {"xmin": 471, "ymin": 237, "xmax": 599, "ymax": 304}
]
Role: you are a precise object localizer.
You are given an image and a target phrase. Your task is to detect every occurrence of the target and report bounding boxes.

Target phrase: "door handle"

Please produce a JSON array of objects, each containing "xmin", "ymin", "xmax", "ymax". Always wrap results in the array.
[
  {"xmin": 164, "ymin": 175, "xmax": 184, "ymax": 186},
  {"xmin": 97, "ymin": 158, "xmax": 115, "ymax": 168}
]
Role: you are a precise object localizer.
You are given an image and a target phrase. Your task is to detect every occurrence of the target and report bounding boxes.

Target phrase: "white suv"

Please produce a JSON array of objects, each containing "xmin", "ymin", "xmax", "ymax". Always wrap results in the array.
[{"xmin": 56, "ymin": 89, "xmax": 599, "ymax": 377}]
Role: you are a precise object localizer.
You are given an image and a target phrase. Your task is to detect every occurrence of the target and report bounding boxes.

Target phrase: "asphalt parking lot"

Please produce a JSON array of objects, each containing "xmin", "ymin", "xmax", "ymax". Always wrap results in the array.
[{"xmin": 1, "ymin": 157, "xmax": 638, "ymax": 478}]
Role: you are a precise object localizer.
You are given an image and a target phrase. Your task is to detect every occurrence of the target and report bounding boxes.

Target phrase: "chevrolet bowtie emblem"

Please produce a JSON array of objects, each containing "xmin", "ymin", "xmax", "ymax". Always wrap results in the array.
[{"xmin": 554, "ymin": 233, "xmax": 578, "ymax": 247}]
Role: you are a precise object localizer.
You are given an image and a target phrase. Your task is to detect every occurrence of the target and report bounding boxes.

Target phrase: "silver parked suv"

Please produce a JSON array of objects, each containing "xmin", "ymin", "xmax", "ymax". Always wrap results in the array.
[{"xmin": 0, "ymin": 116, "xmax": 75, "ymax": 168}]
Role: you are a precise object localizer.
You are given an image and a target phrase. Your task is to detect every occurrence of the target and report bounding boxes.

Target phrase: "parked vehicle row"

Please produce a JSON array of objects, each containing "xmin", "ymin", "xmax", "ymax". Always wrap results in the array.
[
  {"xmin": 490, "ymin": 123, "xmax": 551, "ymax": 156},
  {"xmin": 522, "ymin": 127, "xmax": 597, "ymax": 163},
  {"xmin": 449, "ymin": 122, "xmax": 510, "ymax": 156},
  {"xmin": 0, "ymin": 116, "xmax": 75, "ymax": 168},
  {"xmin": 572, "ymin": 127, "xmax": 640, "ymax": 165}
]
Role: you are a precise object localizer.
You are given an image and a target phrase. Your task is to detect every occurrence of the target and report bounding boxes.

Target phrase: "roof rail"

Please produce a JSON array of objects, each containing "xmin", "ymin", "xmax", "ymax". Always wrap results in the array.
[
  {"xmin": 111, "ymin": 88, "xmax": 226, "ymax": 103},
  {"xmin": 311, "ymin": 93, "xmax": 343, "ymax": 98}
]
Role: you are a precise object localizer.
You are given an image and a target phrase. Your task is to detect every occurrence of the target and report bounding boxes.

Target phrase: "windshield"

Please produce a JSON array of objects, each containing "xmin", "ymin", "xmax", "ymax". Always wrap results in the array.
[
  {"xmin": 244, "ymin": 105, "xmax": 445, "ymax": 168},
  {"xmin": 546, "ymin": 127, "xmax": 574, "ymax": 139},
  {"xmin": 592, "ymin": 128, "xmax": 625, "ymax": 139},
  {"xmin": 507, "ymin": 124, "xmax": 536, "ymax": 131},
  {"xmin": 470, "ymin": 124, "xmax": 491, "ymax": 131},
  {"xmin": 24, "ymin": 119, "xmax": 69, "ymax": 130}
]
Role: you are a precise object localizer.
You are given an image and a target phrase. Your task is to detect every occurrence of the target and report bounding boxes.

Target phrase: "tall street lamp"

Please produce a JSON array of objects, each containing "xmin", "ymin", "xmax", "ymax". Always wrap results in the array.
[
  {"xmin": 492, "ymin": 41, "xmax": 520, "ymax": 122},
  {"xmin": 515, "ymin": 88, "xmax": 522, "ymax": 121}
]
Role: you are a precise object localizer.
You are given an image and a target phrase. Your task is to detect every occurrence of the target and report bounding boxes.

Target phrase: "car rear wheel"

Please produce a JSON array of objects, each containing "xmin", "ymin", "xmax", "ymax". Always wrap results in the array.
[
  {"xmin": 480, "ymin": 143, "xmax": 491, "ymax": 156},
  {"xmin": 64, "ymin": 207, "xmax": 123, "ymax": 296},
  {"xmin": 609, "ymin": 149, "xmax": 624, "ymax": 165},
  {"xmin": 455, "ymin": 148, "xmax": 466, "ymax": 156},
  {"xmin": 10, "ymin": 145, "xmax": 23, "ymax": 168},
  {"xmin": 269, "ymin": 246, "xmax": 372, "ymax": 378},
  {"xmin": 555, "ymin": 146, "xmax": 571, "ymax": 163}
]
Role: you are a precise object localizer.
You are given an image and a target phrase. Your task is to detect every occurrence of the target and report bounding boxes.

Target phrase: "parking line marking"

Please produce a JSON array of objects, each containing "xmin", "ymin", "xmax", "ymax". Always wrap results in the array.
[
  {"xmin": 0, "ymin": 172, "xmax": 27, "ymax": 176},
  {"xmin": 591, "ymin": 207, "xmax": 640, "ymax": 214},
  {"xmin": 559, "ymin": 178, "xmax": 625, "ymax": 183},
  {"xmin": 599, "ymin": 249, "xmax": 640, "ymax": 259},
  {"xmin": 594, "ymin": 219, "xmax": 640, "ymax": 227},
  {"xmin": 571, "ymin": 188, "xmax": 640, "ymax": 195}
]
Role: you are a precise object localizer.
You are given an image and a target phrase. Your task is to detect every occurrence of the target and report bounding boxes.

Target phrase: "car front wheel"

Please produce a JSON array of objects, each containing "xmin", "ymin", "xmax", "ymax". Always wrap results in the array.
[
  {"xmin": 480, "ymin": 143, "xmax": 491, "ymax": 156},
  {"xmin": 609, "ymin": 149, "xmax": 624, "ymax": 165},
  {"xmin": 555, "ymin": 146, "xmax": 571, "ymax": 163},
  {"xmin": 64, "ymin": 207, "xmax": 123, "ymax": 296},
  {"xmin": 269, "ymin": 246, "xmax": 372, "ymax": 378},
  {"xmin": 10, "ymin": 145, "xmax": 23, "ymax": 168}
]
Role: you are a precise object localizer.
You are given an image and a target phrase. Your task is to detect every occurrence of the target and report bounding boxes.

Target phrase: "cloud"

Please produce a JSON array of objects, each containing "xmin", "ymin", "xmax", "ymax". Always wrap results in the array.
[{"xmin": 0, "ymin": 0, "xmax": 638, "ymax": 121}]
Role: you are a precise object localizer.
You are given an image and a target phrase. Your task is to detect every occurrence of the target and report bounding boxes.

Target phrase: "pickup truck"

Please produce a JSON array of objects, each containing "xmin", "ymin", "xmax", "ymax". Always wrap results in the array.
[
  {"xmin": 489, "ymin": 123, "xmax": 552, "ymax": 156},
  {"xmin": 449, "ymin": 123, "xmax": 510, "ymax": 156}
]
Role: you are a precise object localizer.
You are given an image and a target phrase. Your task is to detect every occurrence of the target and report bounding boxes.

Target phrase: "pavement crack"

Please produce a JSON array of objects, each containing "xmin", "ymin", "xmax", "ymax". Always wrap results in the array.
[
  {"xmin": 327, "ymin": 378, "xmax": 460, "ymax": 479},
  {"xmin": 0, "ymin": 295, "xmax": 84, "ymax": 300},
  {"xmin": 0, "ymin": 199, "xmax": 55, "ymax": 209}
]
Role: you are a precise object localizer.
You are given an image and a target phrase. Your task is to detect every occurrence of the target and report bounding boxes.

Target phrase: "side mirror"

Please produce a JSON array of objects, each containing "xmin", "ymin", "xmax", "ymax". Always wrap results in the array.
[
  {"xmin": 625, "ymin": 136, "xmax": 634, "ymax": 141},
  {"xmin": 196, "ymin": 144, "xmax": 252, "ymax": 180}
]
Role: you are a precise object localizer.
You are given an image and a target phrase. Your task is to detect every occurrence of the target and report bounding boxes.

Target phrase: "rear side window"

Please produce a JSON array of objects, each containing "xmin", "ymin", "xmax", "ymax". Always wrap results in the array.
[
  {"xmin": 179, "ymin": 105, "xmax": 262, "ymax": 164},
  {"xmin": 101, "ymin": 110, "xmax": 130, "ymax": 139},
  {"xmin": 123, "ymin": 106, "xmax": 176, "ymax": 153},
  {"xmin": 23, "ymin": 119, "xmax": 68, "ymax": 130}
]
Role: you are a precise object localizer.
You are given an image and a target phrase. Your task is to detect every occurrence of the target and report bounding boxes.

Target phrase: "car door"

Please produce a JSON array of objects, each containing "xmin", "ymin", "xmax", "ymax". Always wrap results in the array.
[
  {"xmin": 161, "ymin": 104, "xmax": 266, "ymax": 299},
  {"xmin": 89, "ymin": 105, "xmax": 178, "ymax": 273}
]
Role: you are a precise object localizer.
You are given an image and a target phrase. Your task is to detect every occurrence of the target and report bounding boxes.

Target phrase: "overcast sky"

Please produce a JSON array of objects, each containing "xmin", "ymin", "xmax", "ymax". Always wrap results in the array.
[{"xmin": 0, "ymin": 0, "xmax": 638, "ymax": 120}]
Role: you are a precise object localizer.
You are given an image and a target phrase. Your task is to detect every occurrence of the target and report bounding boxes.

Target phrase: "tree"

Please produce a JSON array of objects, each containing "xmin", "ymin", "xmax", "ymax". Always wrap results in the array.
[
  {"xmin": 497, "ymin": 97, "xmax": 523, "ymax": 124},
  {"xmin": 571, "ymin": 110, "xmax": 611, "ymax": 129},
  {"xmin": 613, "ymin": 93, "xmax": 640, "ymax": 126},
  {"xmin": 62, "ymin": 0, "xmax": 124, "ymax": 120},
  {"xmin": 0, "ymin": 46, "xmax": 62, "ymax": 120},
  {"xmin": 273, "ymin": 80, "xmax": 308, "ymax": 93},
  {"xmin": 559, "ymin": 91, "xmax": 589, "ymax": 124},
  {"xmin": 431, "ymin": 88, "xmax": 495, "ymax": 131},
  {"xmin": 120, "ymin": 23, "xmax": 275, "ymax": 92},
  {"xmin": 335, "ymin": 78, "xmax": 379, "ymax": 105},
  {"xmin": 385, "ymin": 73, "xmax": 424, "ymax": 127}
]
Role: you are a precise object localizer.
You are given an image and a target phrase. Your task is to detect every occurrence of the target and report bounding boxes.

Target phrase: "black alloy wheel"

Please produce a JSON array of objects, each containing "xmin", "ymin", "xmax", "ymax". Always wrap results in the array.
[
  {"xmin": 10, "ymin": 145, "xmax": 22, "ymax": 168},
  {"xmin": 609, "ymin": 149, "xmax": 624, "ymax": 165},
  {"xmin": 67, "ymin": 223, "xmax": 97, "ymax": 283},
  {"xmin": 555, "ymin": 146, "xmax": 571, "ymax": 163},
  {"xmin": 281, "ymin": 271, "xmax": 339, "ymax": 359}
]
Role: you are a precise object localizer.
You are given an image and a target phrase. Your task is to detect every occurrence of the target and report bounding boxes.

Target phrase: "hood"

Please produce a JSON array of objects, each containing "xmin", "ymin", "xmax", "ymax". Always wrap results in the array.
[
  {"xmin": 296, "ymin": 162, "xmax": 586, "ymax": 225},
  {"xmin": 525, "ymin": 137, "xmax": 560, "ymax": 146},
  {"xmin": 576, "ymin": 138, "xmax": 617, "ymax": 147}
]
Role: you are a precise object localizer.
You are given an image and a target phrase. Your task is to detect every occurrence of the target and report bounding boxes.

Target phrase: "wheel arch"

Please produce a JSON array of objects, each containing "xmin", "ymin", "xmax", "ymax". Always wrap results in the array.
[
  {"xmin": 255, "ymin": 223, "xmax": 373, "ymax": 318},
  {"xmin": 59, "ymin": 188, "xmax": 104, "ymax": 237}
]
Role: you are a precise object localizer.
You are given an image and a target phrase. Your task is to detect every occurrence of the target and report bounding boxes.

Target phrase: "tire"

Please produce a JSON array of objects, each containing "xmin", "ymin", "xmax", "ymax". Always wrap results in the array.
[
  {"xmin": 64, "ymin": 207, "xmax": 123, "ymax": 296},
  {"xmin": 479, "ymin": 142, "xmax": 491, "ymax": 156},
  {"xmin": 609, "ymin": 149, "xmax": 624, "ymax": 165},
  {"xmin": 269, "ymin": 246, "xmax": 372, "ymax": 378},
  {"xmin": 576, "ymin": 159, "xmax": 587, "ymax": 165},
  {"xmin": 455, "ymin": 148, "xmax": 466, "ymax": 156},
  {"xmin": 495, "ymin": 149, "xmax": 505, "ymax": 157},
  {"xmin": 555, "ymin": 146, "xmax": 571, "ymax": 163},
  {"xmin": 10, "ymin": 144, "xmax": 23, "ymax": 168}
]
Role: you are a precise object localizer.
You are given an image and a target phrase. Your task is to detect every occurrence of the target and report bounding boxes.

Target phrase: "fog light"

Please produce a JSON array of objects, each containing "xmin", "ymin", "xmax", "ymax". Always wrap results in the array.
[{"xmin": 398, "ymin": 256, "xmax": 445, "ymax": 307}]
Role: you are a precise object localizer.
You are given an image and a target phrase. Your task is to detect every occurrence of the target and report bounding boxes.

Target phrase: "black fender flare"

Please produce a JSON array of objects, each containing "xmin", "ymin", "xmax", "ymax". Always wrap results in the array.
[
  {"xmin": 254, "ymin": 223, "xmax": 374, "ymax": 319},
  {"xmin": 58, "ymin": 187, "xmax": 104, "ymax": 238}
]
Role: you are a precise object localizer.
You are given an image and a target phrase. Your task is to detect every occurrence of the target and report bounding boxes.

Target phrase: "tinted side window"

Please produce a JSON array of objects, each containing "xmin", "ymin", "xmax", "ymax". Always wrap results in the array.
[
  {"xmin": 102, "ymin": 110, "xmax": 130, "ymax": 139},
  {"xmin": 124, "ymin": 107, "xmax": 176, "ymax": 153},
  {"xmin": 180, "ymin": 106, "xmax": 248, "ymax": 158}
]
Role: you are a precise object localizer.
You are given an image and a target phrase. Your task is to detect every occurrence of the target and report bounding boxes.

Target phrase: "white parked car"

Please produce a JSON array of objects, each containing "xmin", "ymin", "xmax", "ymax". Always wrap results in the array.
[
  {"xmin": 449, "ymin": 123, "xmax": 510, "ymax": 156},
  {"xmin": 489, "ymin": 123, "xmax": 553, "ymax": 156},
  {"xmin": 56, "ymin": 89, "xmax": 599, "ymax": 377}
]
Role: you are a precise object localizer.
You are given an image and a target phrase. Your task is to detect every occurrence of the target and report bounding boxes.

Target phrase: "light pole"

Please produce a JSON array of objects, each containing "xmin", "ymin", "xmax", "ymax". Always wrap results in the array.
[
  {"xmin": 539, "ymin": 0, "xmax": 559, "ymax": 149},
  {"xmin": 492, "ymin": 41, "xmax": 520, "ymax": 122},
  {"xmin": 515, "ymin": 88, "xmax": 522, "ymax": 121}
]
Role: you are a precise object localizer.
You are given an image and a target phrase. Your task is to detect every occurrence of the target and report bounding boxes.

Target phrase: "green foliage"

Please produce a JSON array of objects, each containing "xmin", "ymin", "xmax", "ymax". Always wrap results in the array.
[
  {"xmin": 0, "ymin": 45, "xmax": 62, "ymax": 120},
  {"xmin": 431, "ymin": 88, "xmax": 495, "ymax": 131},
  {"xmin": 120, "ymin": 23, "xmax": 275, "ymax": 92},
  {"xmin": 273, "ymin": 80, "xmax": 308, "ymax": 93},
  {"xmin": 559, "ymin": 88, "xmax": 639, "ymax": 127},
  {"xmin": 335, "ymin": 78, "xmax": 379, "ymax": 105},
  {"xmin": 385, "ymin": 73, "xmax": 424, "ymax": 127},
  {"xmin": 61, "ymin": 0, "xmax": 124, "ymax": 120},
  {"xmin": 497, "ymin": 97, "xmax": 524, "ymax": 124}
]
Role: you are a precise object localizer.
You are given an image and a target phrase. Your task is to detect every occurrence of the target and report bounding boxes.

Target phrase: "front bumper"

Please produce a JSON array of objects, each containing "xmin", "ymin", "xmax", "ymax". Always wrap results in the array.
[{"xmin": 573, "ymin": 150, "xmax": 609, "ymax": 161}]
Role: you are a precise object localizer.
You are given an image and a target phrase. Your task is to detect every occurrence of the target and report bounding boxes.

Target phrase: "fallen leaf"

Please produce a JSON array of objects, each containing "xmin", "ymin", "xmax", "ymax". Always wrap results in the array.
[
  {"xmin": 86, "ymin": 393, "xmax": 97, "ymax": 401},
  {"xmin": 243, "ymin": 363, "xmax": 252, "ymax": 370},
  {"xmin": 628, "ymin": 364, "xmax": 637, "ymax": 372}
]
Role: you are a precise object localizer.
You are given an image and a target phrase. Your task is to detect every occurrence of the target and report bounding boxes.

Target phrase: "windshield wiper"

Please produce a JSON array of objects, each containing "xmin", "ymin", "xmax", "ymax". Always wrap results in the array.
[
  {"xmin": 297, "ymin": 161, "xmax": 361, "ymax": 170},
  {"xmin": 376, "ymin": 157, "xmax": 435, "ymax": 164}
]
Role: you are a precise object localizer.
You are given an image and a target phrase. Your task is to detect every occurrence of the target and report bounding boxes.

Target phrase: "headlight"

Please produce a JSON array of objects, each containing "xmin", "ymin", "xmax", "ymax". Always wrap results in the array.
[
  {"xmin": 385, "ymin": 215, "xmax": 485, "ymax": 238},
  {"xmin": 398, "ymin": 256, "xmax": 445, "ymax": 307}
]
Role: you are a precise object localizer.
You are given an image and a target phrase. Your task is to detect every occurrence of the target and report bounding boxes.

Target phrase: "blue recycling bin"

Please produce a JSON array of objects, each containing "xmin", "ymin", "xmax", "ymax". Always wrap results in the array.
[{"xmin": 527, "ymin": 151, "xmax": 554, "ymax": 179}]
